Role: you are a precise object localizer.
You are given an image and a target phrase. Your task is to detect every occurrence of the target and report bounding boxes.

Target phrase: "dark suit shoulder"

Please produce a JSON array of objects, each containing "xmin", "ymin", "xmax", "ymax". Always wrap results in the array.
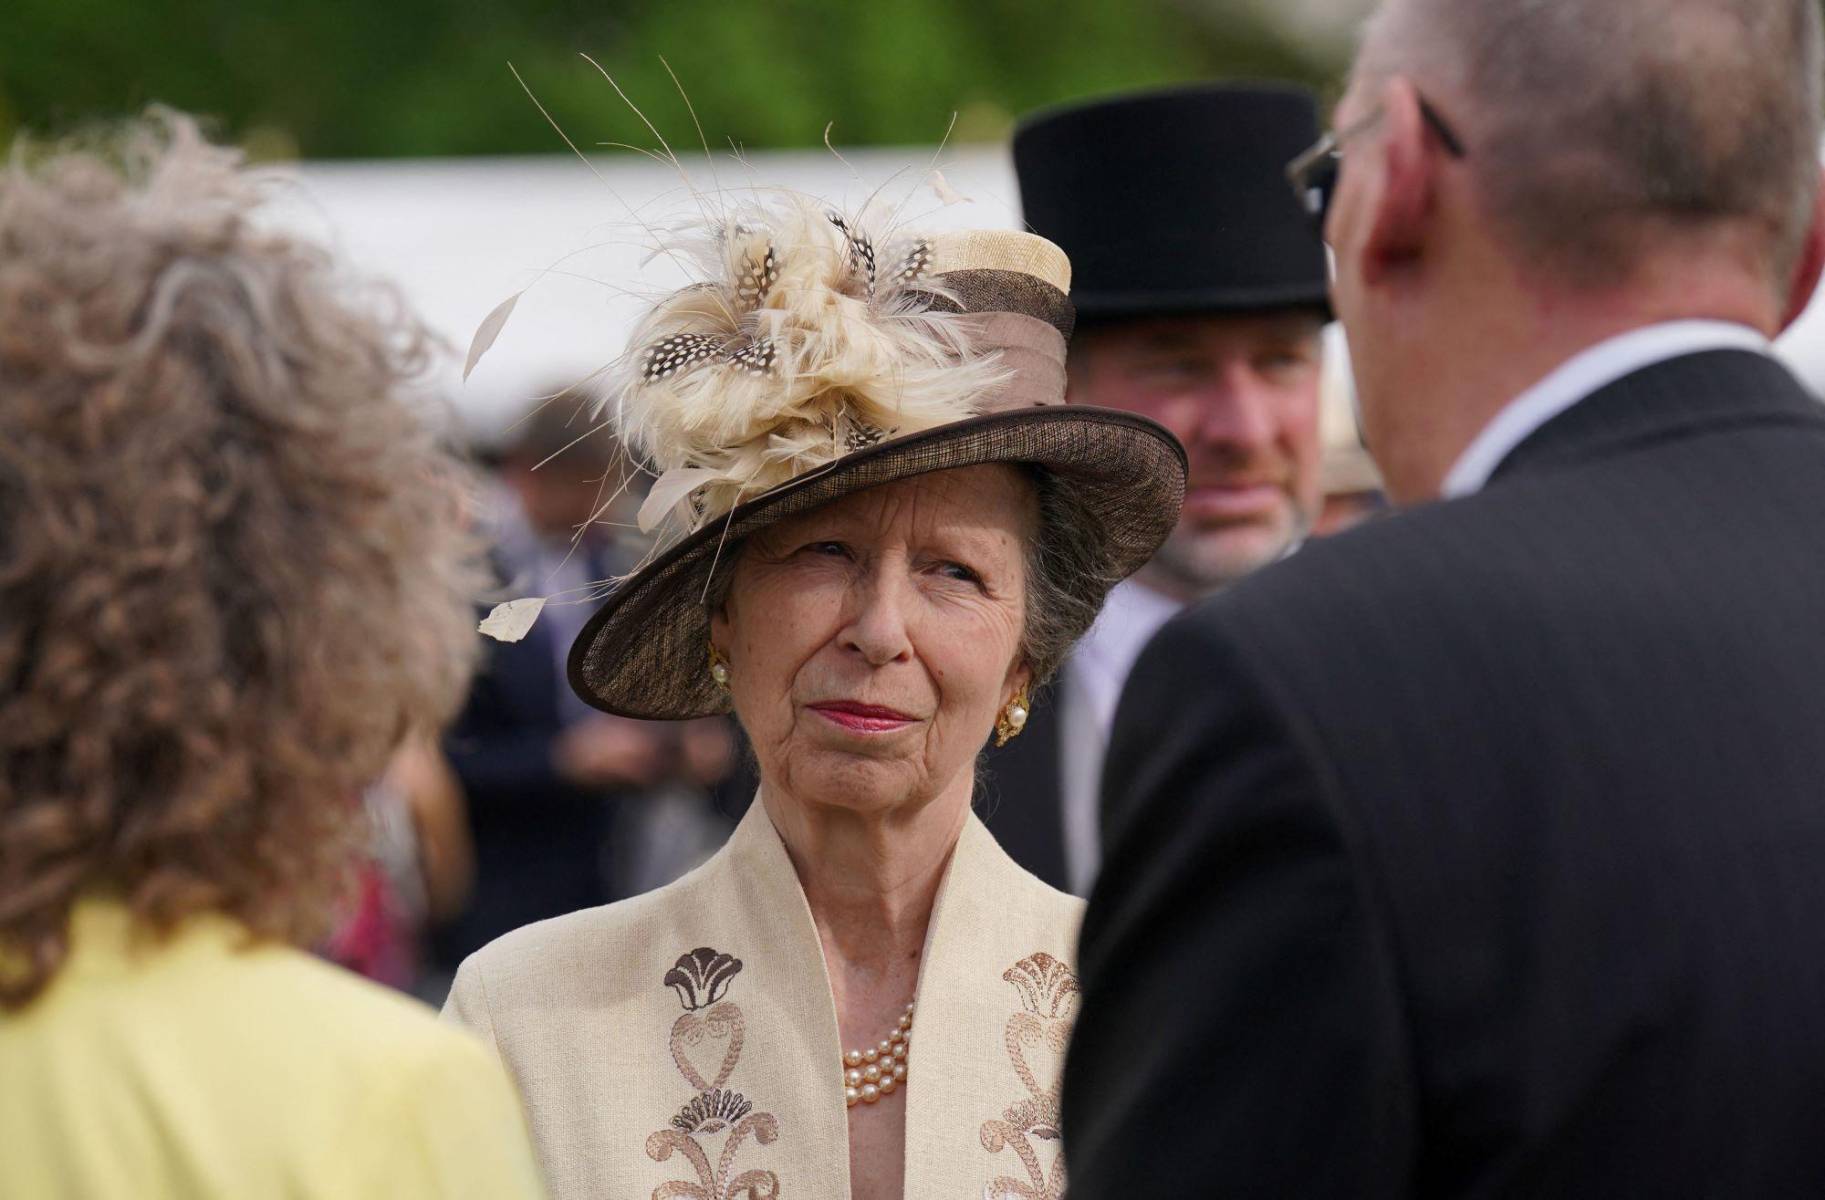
[
  {"xmin": 1211, "ymin": 409, "xmax": 1817, "ymax": 686},
  {"xmin": 1080, "ymin": 367, "xmax": 1825, "ymax": 1196},
  {"xmin": 1168, "ymin": 498, "xmax": 1534, "ymax": 724}
]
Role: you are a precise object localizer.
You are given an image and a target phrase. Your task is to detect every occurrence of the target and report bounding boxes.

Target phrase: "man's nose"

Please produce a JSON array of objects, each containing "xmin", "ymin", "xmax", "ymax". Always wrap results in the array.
[{"xmin": 1190, "ymin": 370, "xmax": 1277, "ymax": 456}]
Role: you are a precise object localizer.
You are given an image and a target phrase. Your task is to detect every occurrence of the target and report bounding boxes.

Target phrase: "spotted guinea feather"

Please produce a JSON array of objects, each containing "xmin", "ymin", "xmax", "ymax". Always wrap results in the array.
[{"xmin": 606, "ymin": 193, "xmax": 1008, "ymax": 535}]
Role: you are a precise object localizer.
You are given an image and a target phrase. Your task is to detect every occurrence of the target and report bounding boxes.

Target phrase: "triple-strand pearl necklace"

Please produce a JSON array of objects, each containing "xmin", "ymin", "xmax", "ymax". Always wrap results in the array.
[{"xmin": 841, "ymin": 1002, "xmax": 913, "ymax": 1108}]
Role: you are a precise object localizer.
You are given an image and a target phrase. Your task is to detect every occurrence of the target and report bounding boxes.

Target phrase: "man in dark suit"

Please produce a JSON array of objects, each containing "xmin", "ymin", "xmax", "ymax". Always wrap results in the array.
[
  {"xmin": 982, "ymin": 85, "xmax": 1334, "ymax": 893},
  {"xmin": 1064, "ymin": 0, "xmax": 1825, "ymax": 1194}
]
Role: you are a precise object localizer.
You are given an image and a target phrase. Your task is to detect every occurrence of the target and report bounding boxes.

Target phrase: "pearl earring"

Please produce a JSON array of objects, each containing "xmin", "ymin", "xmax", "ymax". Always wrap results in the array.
[
  {"xmin": 708, "ymin": 645, "xmax": 731, "ymax": 688},
  {"xmin": 994, "ymin": 688, "xmax": 1031, "ymax": 747}
]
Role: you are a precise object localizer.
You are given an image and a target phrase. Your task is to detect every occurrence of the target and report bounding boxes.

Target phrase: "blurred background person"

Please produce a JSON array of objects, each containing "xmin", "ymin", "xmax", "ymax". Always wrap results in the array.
[
  {"xmin": 432, "ymin": 394, "xmax": 743, "ymax": 989},
  {"xmin": 0, "ymin": 112, "xmax": 543, "ymax": 1198},
  {"xmin": 322, "ymin": 734, "xmax": 475, "ymax": 996},
  {"xmin": 431, "ymin": 394, "xmax": 663, "ymax": 976},
  {"xmin": 1066, "ymin": 0, "xmax": 1825, "ymax": 1194},
  {"xmin": 386, "ymin": 735, "xmax": 479, "ymax": 947},
  {"xmin": 983, "ymin": 83, "xmax": 1333, "ymax": 893},
  {"xmin": 610, "ymin": 707, "xmax": 747, "ymax": 899},
  {"xmin": 1314, "ymin": 359, "xmax": 1386, "ymax": 536}
]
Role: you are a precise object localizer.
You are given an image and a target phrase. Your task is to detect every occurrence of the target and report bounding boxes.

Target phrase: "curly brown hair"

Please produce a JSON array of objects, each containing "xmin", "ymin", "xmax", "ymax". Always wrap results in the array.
[{"xmin": 0, "ymin": 112, "xmax": 483, "ymax": 1008}]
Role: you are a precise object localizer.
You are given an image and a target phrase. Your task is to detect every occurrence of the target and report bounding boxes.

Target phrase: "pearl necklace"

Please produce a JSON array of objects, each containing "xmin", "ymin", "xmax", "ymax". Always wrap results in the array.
[{"xmin": 841, "ymin": 1002, "xmax": 913, "ymax": 1108}]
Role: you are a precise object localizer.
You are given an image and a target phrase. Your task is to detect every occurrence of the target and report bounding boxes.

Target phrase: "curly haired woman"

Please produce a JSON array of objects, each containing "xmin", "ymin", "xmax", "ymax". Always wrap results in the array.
[{"xmin": 0, "ymin": 114, "xmax": 544, "ymax": 1199}]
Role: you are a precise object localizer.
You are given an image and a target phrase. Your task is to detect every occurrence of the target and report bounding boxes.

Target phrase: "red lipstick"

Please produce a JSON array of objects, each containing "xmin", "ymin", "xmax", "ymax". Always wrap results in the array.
[{"xmin": 809, "ymin": 702, "xmax": 917, "ymax": 733}]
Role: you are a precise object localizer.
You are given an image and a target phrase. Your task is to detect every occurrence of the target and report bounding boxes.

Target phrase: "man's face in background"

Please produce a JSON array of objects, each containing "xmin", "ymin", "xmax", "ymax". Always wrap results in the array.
[
  {"xmin": 1068, "ymin": 311, "xmax": 1326, "ymax": 598},
  {"xmin": 505, "ymin": 458, "xmax": 610, "ymax": 541}
]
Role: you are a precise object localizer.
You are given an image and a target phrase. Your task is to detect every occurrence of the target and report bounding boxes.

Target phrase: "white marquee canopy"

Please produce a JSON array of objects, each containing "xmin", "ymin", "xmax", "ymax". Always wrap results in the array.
[{"xmin": 269, "ymin": 146, "xmax": 1825, "ymax": 448}]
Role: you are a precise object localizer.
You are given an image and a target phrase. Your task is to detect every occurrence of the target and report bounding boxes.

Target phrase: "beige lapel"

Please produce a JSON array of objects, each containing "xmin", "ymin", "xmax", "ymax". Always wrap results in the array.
[
  {"xmin": 902, "ymin": 814, "xmax": 1083, "ymax": 1200},
  {"xmin": 648, "ymin": 800, "xmax": 852, "ymax": 1200},
  {"xmin": 637, "ymin": 803, "xmax": 1080, "ymax": 1200}
]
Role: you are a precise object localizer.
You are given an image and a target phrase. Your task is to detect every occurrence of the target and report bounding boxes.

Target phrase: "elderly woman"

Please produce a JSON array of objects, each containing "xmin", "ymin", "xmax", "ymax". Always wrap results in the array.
[
  {"xmin": 445, "ymin": 197, "xmax": 1185, "ymax": 1200},
  {"xmin": 0, "ymin": 116, "xmax": 543, "ymax": 1198}
]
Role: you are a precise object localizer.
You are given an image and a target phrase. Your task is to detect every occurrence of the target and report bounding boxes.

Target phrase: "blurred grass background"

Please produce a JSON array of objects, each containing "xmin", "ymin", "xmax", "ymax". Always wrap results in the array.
[
  {"xmin": 0, "ymin": 0, "xmax": 1362, "ymax": 160},
  {"xmin": 7, "ymin": 1, "xmax": 1822, "ymax": 415}
]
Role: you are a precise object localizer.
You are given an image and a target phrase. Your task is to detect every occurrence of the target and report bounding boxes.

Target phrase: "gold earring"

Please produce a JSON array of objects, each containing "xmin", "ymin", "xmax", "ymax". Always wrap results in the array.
[
  {"xmin": 708, "ymin": 644, "xmax": 731, "ymax": 689},
  {"xmin": 994, "ymin": 688, "xmax": 1031, "ymax": 747}
]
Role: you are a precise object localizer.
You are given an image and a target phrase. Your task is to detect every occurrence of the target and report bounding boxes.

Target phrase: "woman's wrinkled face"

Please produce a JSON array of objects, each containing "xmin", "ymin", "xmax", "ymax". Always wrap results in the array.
[{"xmin": 711, "ymin": 465, "xmax": 1035, "ymax": 818}]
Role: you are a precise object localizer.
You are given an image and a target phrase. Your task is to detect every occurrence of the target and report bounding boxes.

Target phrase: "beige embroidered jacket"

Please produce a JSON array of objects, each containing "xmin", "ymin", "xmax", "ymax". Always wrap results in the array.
[{"xmin": 444, "ymin": 801, "xmax": 1084, "ymax": 1200}]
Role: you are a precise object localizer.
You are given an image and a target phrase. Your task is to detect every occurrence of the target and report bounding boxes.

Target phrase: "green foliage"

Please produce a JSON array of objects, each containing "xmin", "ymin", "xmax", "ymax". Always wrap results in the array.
[{"xmin": 0, "ymin": 0, "xmax": 1333, "ymax": 158}]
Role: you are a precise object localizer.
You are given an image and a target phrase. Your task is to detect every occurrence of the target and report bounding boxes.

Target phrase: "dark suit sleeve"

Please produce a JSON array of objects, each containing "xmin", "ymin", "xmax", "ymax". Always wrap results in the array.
[
  {"xmin": 1062, "ymin": 609, "xmax": 1415, "ymax": 1197},
  {"xmin": 442, "ymin": 642, "xmax": 571, "ymax": 812},
  {"xmin": 443, "ymin": 724, "xmax": 566, "ymax": 803}
]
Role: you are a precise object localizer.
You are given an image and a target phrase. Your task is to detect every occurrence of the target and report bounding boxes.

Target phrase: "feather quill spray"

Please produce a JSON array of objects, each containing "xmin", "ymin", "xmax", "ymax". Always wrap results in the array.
[{"xmin": 603, "ymin": 192, "xmax": 1011, "ymax": 534}]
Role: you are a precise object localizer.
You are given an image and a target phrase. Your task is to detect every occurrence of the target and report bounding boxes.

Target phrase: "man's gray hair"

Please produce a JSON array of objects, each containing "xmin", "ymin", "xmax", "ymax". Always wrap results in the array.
[{"xmin": 1364, "ymin": 0, "xmax": 1824, "ymax": 285}]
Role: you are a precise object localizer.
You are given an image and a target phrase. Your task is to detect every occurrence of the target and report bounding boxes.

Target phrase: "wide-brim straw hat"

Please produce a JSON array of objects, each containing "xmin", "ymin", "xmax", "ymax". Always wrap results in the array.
[{"xmin": 567, "ymin": 195, "xmax": 1186, "ymax": 719}]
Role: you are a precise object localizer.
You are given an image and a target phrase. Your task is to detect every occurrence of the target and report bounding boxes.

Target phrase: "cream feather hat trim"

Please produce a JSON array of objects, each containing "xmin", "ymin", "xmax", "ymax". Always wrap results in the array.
[{"xmin": 607, "ymin": 193, "xmax": 1071, "ymax": 538}]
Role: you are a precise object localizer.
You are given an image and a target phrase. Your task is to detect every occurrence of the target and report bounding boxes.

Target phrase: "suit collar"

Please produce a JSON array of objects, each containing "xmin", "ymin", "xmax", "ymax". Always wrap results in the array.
[
  {"xmin": 1489, "ymin": 349, "xmax": 1823, "ymax": 487},
  {"xmin": 1444, "ymin": 323, "xmax": 1771, "ymax": 497}
]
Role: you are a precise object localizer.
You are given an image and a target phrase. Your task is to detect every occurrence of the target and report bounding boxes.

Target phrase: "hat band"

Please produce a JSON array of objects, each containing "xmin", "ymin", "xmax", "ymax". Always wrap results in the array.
[
  {"xmin": 920, "ymin": 269, "xmax": 1076, "ymax": 339},
  {"xmin": 961, "ymin": 311, "xmax": 1067, "ymax": 412}
]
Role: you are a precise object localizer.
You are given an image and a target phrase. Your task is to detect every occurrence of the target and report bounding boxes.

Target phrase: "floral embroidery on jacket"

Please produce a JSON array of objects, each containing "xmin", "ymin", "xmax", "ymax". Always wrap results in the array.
[
  {"xmin": 979, "ymin": 951, "xmax": 1079, "ymax": 1199},
  {"xmin": 646, "ymin": 947, "xmax": 781, "ymax": 1200}
]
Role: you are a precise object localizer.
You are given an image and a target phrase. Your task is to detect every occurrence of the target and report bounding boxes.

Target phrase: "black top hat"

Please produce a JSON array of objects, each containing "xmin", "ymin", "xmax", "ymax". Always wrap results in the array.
[{"xmin": 1014, "ymin": 82, "xmax": 1331, "ymax": 321}]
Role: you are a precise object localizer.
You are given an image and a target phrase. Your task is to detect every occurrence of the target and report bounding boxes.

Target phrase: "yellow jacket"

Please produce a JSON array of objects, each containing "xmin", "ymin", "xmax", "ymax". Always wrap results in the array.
[{"xmin": 0, "ymin": 900, "xmax": 545, "ymax": 1199}]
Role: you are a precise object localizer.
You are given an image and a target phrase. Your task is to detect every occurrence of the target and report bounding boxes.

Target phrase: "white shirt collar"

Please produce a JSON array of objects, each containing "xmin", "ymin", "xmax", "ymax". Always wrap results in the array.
[
  {"xmin": 1056, "ymin": 578, "xmax": 1181, "ymax": 894},
  {"xmin": 1441, "ymin": 320, "xmax": 1772, "ymax": 499},
  {"xmin": 1072, "ymin": 579, "xmax": 1183, "ymax": 734}
]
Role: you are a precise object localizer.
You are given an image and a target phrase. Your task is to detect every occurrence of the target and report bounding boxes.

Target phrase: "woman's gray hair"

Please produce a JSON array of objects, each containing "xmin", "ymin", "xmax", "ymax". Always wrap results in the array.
[
  {"xmin": 1362, "ymin": 0, "xmax": 1824, "ymax": 288},
  {"xmin": 1018, "ymin": 464, "xmax": 1123, "ymax": 689}
]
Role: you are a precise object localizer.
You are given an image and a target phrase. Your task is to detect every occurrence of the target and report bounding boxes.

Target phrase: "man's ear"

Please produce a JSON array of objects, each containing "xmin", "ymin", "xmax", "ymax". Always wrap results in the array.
[
  {"xmin": 1779, "ymin": 169, "xmax": 1825, "ymax": 332},
  {"xmin": 1357, "ymin": 77, "xmax": 1443, "ymax": 287}
]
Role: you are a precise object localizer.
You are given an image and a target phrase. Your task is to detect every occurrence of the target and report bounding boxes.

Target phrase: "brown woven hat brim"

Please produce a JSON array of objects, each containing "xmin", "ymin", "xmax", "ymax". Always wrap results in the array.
[{"xmin": 567, "ymin": 407, "xmax": 1186, "ymax": 719}]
